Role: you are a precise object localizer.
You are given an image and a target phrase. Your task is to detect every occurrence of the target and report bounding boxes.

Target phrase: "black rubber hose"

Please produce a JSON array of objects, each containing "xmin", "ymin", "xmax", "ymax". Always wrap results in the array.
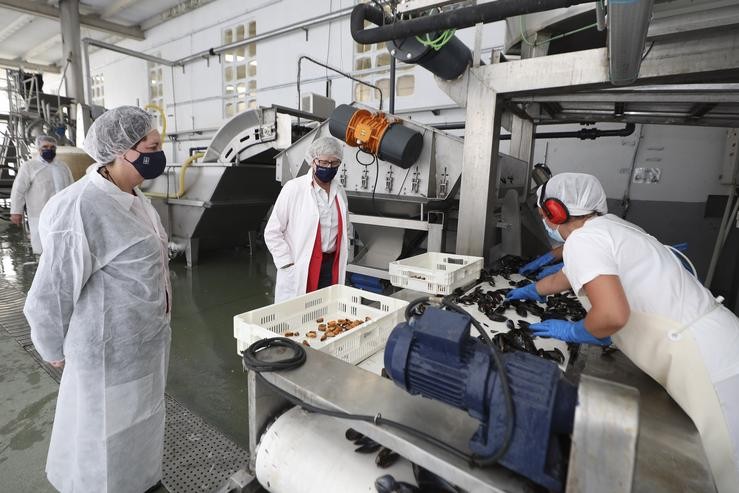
[
  {"xmin": 351, "ymin": 0, "xmax": 595, "ymax": 45},
  {"xmin": 440, "ymin": 299, "xmax": 515, "ymax": 465},
  {"xmin": 242, "ymin": 337, "xmax": 306, "ymax": 372}
]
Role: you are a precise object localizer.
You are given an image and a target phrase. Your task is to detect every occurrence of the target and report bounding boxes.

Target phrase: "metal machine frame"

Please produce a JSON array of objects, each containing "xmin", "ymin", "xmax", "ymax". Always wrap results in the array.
[{"xmin": 447, "ymin": 22, "xmax": 739, "ymax": 256}]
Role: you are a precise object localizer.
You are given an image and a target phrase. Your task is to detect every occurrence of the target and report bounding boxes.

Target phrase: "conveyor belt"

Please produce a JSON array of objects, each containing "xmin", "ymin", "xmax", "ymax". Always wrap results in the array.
[{"xmin": 0, "ymin": 279, "xmax": 248, "ymax": 493}]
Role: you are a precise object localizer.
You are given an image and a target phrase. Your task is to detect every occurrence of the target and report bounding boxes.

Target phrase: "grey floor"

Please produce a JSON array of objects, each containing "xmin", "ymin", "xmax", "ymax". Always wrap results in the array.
[{"xmin": 0, "ymin": 219, "xmax": 276, "ymax": 490}]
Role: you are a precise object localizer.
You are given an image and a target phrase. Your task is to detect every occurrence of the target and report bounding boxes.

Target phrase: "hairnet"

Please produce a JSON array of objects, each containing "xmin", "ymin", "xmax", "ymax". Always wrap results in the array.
[
  {"xmin": 537, "ymin": 172, "xmax": 608, "ymax": 216},
  {"xmin": 36, "ymin": 135, "xmax": 57, "ymax": 147},
  {"xmin": 83, "ymin": 106, "xmax": 155, "ymax": 163},
  {"xmin": 305, "ymin": 136, "xmax": 344, "ymax": 163}
]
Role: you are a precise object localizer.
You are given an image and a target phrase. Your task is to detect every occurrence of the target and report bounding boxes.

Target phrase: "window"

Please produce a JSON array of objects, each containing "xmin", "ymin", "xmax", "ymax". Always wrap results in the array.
[
  {"xmin": 352, "ymin": 2, "xmax": 415, "ymax": 104},
  {"xmin": 91, "ymin": 74, "xmax": 105, "ymax": 106},
  {"xmin": 223, "ymin": 20, "xmax": 257, "ymax": 118},
  {"xmin": 147, "ymin": 60, "xmax": 165, "ymax": 127}
]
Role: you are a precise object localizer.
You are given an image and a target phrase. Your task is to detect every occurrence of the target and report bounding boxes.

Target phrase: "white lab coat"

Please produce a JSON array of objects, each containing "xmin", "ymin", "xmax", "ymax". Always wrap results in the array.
[
  {"xmin": 9, "ymin": 155, "xmax": 73, "ymax": 254},
  {"xmin": 563, "ymin": 215, "xmax": 739, "ymax": 492},
  {"xmin": 24, "ymin": 167, "xmax": 172, "ymax": 493},
  {"xmin": 264, "ymin": 172, "xmax": 349, "ymax": 303}
]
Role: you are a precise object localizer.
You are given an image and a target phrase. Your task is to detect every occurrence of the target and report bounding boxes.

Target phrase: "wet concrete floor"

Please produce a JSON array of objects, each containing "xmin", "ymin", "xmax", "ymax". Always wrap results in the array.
[{"xmin": 0, "ymin": 219, "xmax": 275, "ymax": 449}]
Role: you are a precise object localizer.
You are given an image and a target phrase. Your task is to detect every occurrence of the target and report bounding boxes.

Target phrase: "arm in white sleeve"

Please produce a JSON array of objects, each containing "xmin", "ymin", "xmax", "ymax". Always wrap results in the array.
[
  {"xmin": 263, "ymin": 186, "xmax": 294, "ymax": 269},
  {"xmin": 9, "ymin": 164, "xmax": 30, "ymax": 214},
  {"xmin": 25, "ymin": 230, "xmax": 92, "ymax": 362}
]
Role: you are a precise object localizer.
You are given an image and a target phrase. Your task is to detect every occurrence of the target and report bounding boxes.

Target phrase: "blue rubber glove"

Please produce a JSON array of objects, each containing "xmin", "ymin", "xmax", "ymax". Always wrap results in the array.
[
  {"xmin": 506, "ymin": 283, "xmax": 546, "ymax": 302},
  {"xmin": 519, "ymin": 251, "xmax": 557, "ymax": 276},
  {"xmin": 536, "ymin": 262, "xmax": 564, "ymax": 280},
  {"xmin": 529, "ymin": 319, "xmax": 612, "ymax": 346}
]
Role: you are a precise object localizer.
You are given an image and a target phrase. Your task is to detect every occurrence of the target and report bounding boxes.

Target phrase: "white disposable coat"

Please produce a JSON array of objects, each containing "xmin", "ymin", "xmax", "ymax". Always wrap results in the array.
[
  {"xmin": 563, "ymin": 215, "xmax": 739, "ymax": 492},
  {"xmin": 264, "ymin": 173, "xmax": 349, "ymax": 303},
  {"xmin": 25, "ymin": 167, "xmax": 172, "ymax": 493},
  {"xmin": 9, "ymin": 156, "xmax": 74, "ymax": 254}
]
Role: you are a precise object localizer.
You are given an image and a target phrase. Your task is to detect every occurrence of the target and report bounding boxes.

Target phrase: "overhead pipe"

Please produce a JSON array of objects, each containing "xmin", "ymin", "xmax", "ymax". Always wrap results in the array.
[
  {"xmin": 351, "ymin": 0, "xmax": 594, "ymax": 45},
  {"xmin": 430, "ymin": 122, "xmax": 636, "ymax": 140},
  {"xmin": 607, "ymin": 0, "xmax": 655, "ymax": 85}
]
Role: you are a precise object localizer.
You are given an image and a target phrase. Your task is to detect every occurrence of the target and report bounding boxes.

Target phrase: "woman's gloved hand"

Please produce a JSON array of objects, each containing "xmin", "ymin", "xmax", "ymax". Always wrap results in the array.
[
  {"xmin": 529, "ymin": 319, "xmax": 612, "ymax": 346},
  {"xmin": 519, "ymin": 251, "xmax": 556, "ymax": 276},
  {"xmin": 505, "ymin": 283, "xmax": 546, "ymax": 303},
  {"xmin": 536, "ymin": 262, "xmax": 564, "ymax": 280}
]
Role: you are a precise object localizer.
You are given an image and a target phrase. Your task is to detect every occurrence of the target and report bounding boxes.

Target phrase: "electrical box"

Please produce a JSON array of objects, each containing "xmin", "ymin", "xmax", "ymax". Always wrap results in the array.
[{"xmin": 300, "ymin": 93, "xmax": 336, "ymax": 120}]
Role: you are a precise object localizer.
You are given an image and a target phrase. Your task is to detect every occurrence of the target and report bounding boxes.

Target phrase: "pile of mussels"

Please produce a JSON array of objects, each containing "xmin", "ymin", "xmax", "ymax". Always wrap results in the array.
[{"xmin": 451, "ymin": 255, "xmax": 586, "ymax": 365}]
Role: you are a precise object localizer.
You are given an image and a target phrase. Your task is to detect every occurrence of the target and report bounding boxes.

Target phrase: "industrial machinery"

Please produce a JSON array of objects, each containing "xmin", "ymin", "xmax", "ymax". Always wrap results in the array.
[
  {"xmin": 384, "ymin": 307, "xmax": 577, "ymax": 491},
  {"xmin": 142, "ymin": 107, "xmax": 292, "ymax": 266},
  {"xmin": 276, "ymin": 103, "xmax": 532, "ymax": 279}
]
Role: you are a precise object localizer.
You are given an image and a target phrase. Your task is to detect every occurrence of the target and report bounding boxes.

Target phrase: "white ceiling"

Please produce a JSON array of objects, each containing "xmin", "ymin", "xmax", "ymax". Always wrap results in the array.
[{"xmin": 0, "ymin": 0, "xmax": 190, "ymax": 67}]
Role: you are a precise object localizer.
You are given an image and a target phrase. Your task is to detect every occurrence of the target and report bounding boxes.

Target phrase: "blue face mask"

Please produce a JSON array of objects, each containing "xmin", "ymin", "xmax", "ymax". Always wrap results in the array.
[
  {"xmin": 41, "ymin": 148, "xmax": 56, "ymax": 162},
  {"xmin": 314, "ymin": 164, "xmax": 338, "ymax": 183},
  {"xmin": 126, "ymin": 150, "xmax": 167, "ymax": 179},
  {"xmin": 543, "ymin": 219, "xmax": 564, "ymax": 243}
]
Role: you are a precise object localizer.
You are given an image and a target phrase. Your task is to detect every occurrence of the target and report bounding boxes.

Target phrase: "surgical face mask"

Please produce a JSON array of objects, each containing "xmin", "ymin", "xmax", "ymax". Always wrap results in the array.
[
  {"xmin": 314, "ymin": 164, "xmax": 338, "ymax": 183},
  {"xmin": 543, "ymin": 219, "xmax": 564, "ymax": 243},
  {"xmin": 126, "ymin": 150, "xmax": 167, "ymax": 179},
  {"xmin": 40, "ymin": 148, "xmax": 56, "ymax": 162}
]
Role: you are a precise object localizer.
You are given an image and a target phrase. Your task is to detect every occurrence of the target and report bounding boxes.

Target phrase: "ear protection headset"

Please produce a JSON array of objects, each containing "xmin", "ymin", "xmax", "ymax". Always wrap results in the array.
[{"xmin": 539, "ymin": 179, "xmax": 570, "ymax": 225}]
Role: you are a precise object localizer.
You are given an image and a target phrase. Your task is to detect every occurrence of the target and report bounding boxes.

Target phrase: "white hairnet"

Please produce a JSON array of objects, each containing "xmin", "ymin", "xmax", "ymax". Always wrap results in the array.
[
  {"xmin": 83, "ymin": 105, "xmax": 155, "ymax": 163},
  {"xmin": 537, "ymin": 172, "xmax": 608, "ymax": 216},
  {"xmin": 305, "ymin": 136, "xmax": 344, "ymax": 163},
  {"xmin": 36, "ymin": 135, "xmax": 57, "ymax": 147}
]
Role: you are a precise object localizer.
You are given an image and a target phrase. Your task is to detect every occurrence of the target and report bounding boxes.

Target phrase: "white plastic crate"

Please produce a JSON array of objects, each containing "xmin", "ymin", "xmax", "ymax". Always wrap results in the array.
[
  {"xmin": 234, "ymin": 285, "xmax": 408, "ymax": 365},
  {"xmin": 389, "ymin": 252, "xmax": 483, "ymax": 295}
]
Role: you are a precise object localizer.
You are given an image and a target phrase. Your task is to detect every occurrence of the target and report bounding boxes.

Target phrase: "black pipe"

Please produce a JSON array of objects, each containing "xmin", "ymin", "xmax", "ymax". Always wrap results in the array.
[
  {"xmin": 389, "ymin": 56, "xmax": 396, "ymax": 114},
  {"xmin": 429, "ymin": 122, "xmax": 636, "ymax": 140},
  {"xmin": 351, "ymin": 0, "xmax": 594, "ymax": 45}
]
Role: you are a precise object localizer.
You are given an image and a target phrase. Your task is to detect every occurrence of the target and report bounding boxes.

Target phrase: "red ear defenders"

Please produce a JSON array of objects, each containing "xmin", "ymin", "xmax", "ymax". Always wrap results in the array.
[{"xmin": 539, "ymin": 179, "xmax": 570, "ymax": 225}]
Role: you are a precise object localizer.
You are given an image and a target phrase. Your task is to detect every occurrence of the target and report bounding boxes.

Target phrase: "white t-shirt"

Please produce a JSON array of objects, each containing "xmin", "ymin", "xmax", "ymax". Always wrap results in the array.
[
  {"xmin": 562, "ymin": 214, "xmax": 717, "ymax": 326},
  {"xmin": 310, "ymin": 181, "xmax": 339, "ymax": 254}
]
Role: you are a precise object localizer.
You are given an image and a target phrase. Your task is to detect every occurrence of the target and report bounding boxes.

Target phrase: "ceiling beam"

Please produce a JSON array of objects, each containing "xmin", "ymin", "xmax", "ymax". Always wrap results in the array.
[
  {"xmin": 0, "ymin": 57, "xmax": 60, "ymax": 73},
  {"xmin": 0, "ymin": 14, "xmax": 34, "ymax": 43},
  {"xmin": 0, "ymin": 0, "xmax": 145, "ymax": 40},
  {"xmin": 101, "ymin": 0, "xmax": 144, "ymax": 20}
]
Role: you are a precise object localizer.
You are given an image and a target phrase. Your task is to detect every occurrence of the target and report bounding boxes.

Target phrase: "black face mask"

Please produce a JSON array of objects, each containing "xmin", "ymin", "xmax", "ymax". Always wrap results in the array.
[
  {"xmin": 41, "ymin": 148, "xmax": 56, "ymax": 162},
  {"xmin": 126, "ymin": 150, "xmax": 167, "ymax": 179}
]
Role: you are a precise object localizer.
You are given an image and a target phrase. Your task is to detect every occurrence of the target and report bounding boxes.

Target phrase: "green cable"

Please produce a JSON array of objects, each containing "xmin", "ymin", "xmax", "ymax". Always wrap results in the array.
[{"xmin": 415, "ymin": 28, "xmax": 456, "ymax": 51}]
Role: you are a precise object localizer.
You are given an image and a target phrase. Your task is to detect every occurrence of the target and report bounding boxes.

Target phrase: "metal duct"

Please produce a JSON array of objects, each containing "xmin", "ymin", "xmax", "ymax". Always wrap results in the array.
[{"xmin": 608, "ymin": 0, "xmax": 655, "ymax": 86}]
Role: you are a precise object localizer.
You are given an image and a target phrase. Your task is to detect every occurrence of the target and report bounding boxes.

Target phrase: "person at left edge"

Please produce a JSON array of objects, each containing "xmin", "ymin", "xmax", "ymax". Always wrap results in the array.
[
  {"xmin": 9, "ymin": 135, "xmax": 73, "ymax": 255},
  {"xmin": 264, "ymin": 136, "xmax": 350, "ymax": 303},
  {"xmin": 24, "ymin": 106, "xmax": 172, "ymax": 493}
]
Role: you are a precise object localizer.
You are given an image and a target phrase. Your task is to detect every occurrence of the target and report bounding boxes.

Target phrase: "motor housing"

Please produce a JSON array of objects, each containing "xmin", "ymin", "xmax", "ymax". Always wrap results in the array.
[{"xmin": 384, "ymin": 307, "xmax": 577, "ymax": 491}]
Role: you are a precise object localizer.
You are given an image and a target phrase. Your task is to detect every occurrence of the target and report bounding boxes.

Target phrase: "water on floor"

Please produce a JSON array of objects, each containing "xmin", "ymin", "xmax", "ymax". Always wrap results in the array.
[{"xmin": 0, "ymin": 219, "xmax": 276, "ymax": 448}]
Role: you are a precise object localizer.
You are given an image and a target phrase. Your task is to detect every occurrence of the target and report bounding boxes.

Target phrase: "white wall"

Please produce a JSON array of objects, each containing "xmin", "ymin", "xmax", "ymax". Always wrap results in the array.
[{"xmin": 89, "ymin": 0, "xmax": 732, "ymax": 204}]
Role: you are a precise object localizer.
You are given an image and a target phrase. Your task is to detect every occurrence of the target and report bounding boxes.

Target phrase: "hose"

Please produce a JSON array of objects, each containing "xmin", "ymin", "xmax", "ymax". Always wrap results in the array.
[
  {"xmin": 144, "ymin": 151, "xmax": 205, "ymax": 199},
  {"xmin": 144, "ymin": 103, "xmax": 167, "ymax": 142},
  {"xmin": 351, "ymin": 0, "xmax": 594, "ymax": 45}
]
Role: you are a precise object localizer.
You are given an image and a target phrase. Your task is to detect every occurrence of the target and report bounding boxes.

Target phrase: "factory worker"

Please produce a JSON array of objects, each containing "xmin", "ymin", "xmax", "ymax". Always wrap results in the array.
[
  {"xmin": 265, "ymin": 135, "xmax": 350, "ymax": 303},
  {"xmin": 9, "ymin": 135, "xmax": 73, "ymax": 254},
  {"xmin": 24, "ymin": 106, "xmax": 172, "ymax": 493},
  {"xmin": 506, "ymin": 172, "xmax": 739, "ymax": 493}
]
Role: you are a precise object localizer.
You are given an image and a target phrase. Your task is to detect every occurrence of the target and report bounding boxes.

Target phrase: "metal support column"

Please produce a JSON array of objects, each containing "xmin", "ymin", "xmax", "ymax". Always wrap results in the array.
[
  {"xmin": 508, "ymin": 115, "xmax": 535, "ymax": 200},
  {"xmin": 59, "ymin": 0, "xmax": 91, "ymax": 135},
  {"xmin": 455, "ymin": 72, "xmax": 502, "ymax": 256}
]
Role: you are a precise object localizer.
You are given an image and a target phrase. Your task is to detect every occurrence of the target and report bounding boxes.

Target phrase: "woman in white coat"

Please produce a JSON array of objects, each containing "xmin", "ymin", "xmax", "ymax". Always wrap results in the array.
[
  {"xmin": 10, "ymin": 135, "xmax": 73, "ymax": 254},
  {"xmin": 507, "ymin": 173, "xmax": 739, "ymax": 492},
  {"xmin": 265, "ymin": 136, "xmax": 350, "ymax": 303},
  {"xmin": 24, "ymin": 106, "xmax": 172, "ymax": 493}
]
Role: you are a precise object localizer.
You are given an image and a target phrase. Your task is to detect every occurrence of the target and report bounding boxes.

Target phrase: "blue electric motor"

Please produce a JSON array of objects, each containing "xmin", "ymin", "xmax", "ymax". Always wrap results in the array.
[{"xmin": 384, "ymin": 307, "xmax": 578, "ymax": 491}]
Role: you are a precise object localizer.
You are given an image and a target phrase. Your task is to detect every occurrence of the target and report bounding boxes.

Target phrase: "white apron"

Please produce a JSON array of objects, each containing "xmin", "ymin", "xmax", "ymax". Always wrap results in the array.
[{"xmin": 613, "ymin": 305, "xmax": 739, "ymax": 493}]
